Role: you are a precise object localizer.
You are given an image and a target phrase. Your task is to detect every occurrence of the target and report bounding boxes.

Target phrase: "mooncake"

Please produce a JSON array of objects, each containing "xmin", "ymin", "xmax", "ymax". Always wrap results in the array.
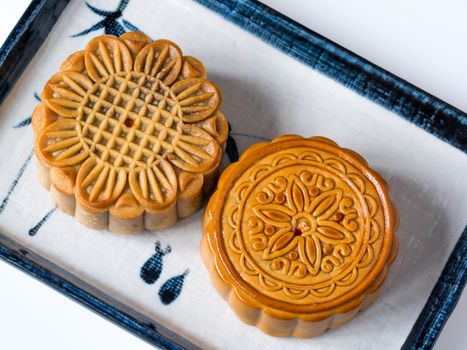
[
  {"xmin": 202, "ymin": 135, "xmax": 399, "ymax": 337},
  {"xmin": 33, "ymin": 32, "xmax": 228, "ymax": 233}
]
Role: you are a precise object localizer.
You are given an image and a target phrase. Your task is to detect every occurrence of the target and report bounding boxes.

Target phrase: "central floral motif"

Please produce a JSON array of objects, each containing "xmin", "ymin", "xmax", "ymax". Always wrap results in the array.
[{"xmin": 252, "ymin": 174, "xmax": 357, "ymax": 277}]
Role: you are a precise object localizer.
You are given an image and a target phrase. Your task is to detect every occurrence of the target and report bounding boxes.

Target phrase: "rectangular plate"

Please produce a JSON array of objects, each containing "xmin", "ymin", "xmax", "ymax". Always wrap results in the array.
[{"xmin": 0, "ymin": 0, "xmax": 466, "ymax": 349}]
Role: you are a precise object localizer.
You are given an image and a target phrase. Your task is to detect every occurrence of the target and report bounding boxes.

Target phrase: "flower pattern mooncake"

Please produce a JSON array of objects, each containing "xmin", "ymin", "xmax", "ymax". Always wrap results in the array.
[
  {"xmin": 33, "ymin": 32, "xmax": 228, "ymax": 233},
  {"xmin": 202, "ymin": 135, "xmax": 399, "ymax": 338}
]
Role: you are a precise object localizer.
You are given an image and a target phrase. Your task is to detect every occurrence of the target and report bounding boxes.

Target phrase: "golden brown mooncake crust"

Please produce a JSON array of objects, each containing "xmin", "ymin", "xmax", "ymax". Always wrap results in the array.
[
  {"xmin": 33, "ymin": 33, "xmax": 228, "ymax": 233},
  {"xmin": 202, "ymin": 135, "xmax": 399, "ymax": 338}
]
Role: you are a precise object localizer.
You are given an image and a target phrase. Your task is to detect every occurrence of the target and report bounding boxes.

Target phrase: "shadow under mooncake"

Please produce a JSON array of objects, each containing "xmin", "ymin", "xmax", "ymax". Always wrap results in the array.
[{"xmin": 32, "ymin": 32, "xmax": 228, "ymax": 233}]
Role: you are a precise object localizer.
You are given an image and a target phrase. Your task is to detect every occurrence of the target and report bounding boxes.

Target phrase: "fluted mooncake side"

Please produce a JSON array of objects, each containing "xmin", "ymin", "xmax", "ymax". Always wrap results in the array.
[{"xmin": 33, "ymin": 32, "xmax": 228, "ymax": 233}]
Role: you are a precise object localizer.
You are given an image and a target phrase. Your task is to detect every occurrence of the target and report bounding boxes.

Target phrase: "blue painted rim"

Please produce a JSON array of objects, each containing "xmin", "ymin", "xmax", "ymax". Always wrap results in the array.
[
  {"xmin": 402, "ymin": 226, "xmax": 467, "ymax": 350},
  {"xmin": 0, "ymin": 0, "xmax": 69, "ymax": 104},
  {"xmin": 193, "ymin": 0, "xmax": 467, "ymax": 153},
  {"xmin": 0, "ymin": 0, "xmax": 465, "ymax": 349}
]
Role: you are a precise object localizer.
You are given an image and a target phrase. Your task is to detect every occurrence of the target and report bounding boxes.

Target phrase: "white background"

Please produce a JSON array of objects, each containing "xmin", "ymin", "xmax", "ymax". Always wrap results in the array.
[{"xmin": 0, "ymin": 1, "xmax": 465, "ymax": 349}]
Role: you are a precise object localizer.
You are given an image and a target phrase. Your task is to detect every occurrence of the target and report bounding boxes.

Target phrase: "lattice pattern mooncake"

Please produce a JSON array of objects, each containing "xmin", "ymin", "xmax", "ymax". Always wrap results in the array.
[
  {"xmin": 202, "ymin": 135, "xmax": 399, "ymax": 338},
  {"xmin": 33, "ymin": 32, "xmax": 228, "ymax": 233}
]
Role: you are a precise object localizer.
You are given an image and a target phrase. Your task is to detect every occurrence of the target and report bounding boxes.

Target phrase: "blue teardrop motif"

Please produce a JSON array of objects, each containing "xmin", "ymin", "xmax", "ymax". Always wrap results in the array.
[
  {"xmin": 71, "ymin": 0, "xmax": 139, "ymax": 38},
  {"xmin": 104, "ymin": 20, "xmax": 125, "ymax": 37},
  {"xmin": 1, "ymin": 93, "xmax": 41, "ymax": 215},
  {"xmin": 140, "ymin": 241, "xmax": 172, "ymax": 284},
  {"xmin": 122, "ymin": 19, "xmax": 140, "ymax": 32},
  {"xmin": 0, "ymin": 150, "xmax": 34, "ymax": 216},
  {"xmin": 14, "ymin": 92, "xmax": 41, "ymax": 128},
  {"xmin": 28, "ymin": 207, "xmax": 57, "ymax": 236},
  {"xmin": 158, "ymin": 270, "xmax": 189, "ymax": 305},
  {"xmin": 13, "ymin": 117, "xmax": 32, "ymax": 128},
  {"xmin": 226, "ymin": 123, "xmax": 239, "ymax": 163}
]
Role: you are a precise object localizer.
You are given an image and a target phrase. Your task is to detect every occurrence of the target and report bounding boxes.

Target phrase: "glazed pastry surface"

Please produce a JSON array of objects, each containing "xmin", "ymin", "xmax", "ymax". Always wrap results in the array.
[
  {"xmin": 33, "ymin": 32, "xmax": 228, "ymax": 233},
  {"xmin": 202, "ymin": 135, "xmax": 399, "ymax": 337}
]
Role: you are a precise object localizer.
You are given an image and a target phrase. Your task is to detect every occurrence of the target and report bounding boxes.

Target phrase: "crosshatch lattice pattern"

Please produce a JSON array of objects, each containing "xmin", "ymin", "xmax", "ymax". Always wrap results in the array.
[{"xmin": 79, "ymin": 72, "xmax": 183, "ymax": 168}]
